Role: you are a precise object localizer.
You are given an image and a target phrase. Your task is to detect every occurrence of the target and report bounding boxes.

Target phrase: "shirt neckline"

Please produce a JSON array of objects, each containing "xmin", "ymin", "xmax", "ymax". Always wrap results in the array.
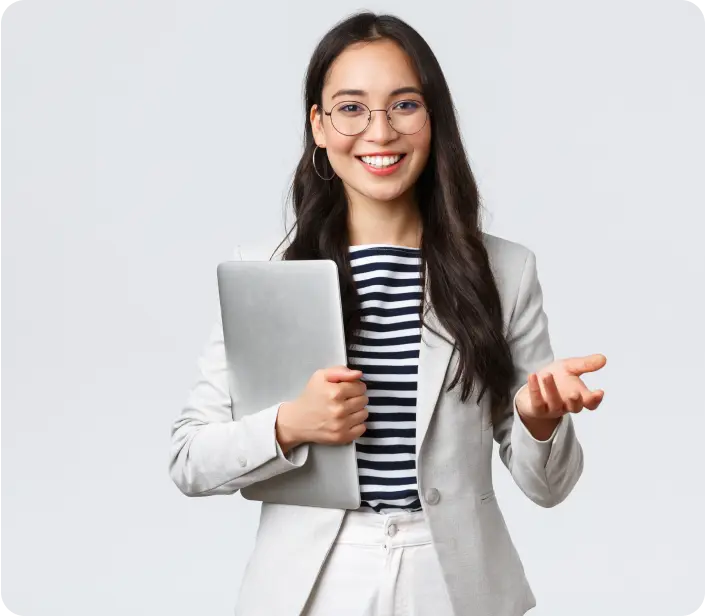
[{"xmin": 348, "ymin": 243, "xmax": 421, "ymax": 251}]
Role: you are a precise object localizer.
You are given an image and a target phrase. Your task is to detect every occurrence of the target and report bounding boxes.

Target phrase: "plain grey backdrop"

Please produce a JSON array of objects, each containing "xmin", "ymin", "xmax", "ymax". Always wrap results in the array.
[{"xmin": 2, "ymin": 0, "xmax": 704, "ymax": 614}]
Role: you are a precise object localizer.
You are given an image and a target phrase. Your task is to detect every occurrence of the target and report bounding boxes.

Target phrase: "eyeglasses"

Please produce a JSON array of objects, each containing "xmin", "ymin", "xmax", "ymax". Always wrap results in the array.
[{"xmin": 322, "ymin": 99, "xmax": 431, "ymax": 136}]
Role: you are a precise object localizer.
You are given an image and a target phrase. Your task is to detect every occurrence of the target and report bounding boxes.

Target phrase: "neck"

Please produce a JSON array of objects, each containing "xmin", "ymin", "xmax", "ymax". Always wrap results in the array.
[{"xmin": 345, "ymin": 187, "xmax": 422, "ymax": 248}]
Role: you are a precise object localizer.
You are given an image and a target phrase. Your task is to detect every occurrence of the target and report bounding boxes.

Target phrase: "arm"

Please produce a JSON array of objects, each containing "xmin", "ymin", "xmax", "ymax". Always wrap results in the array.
[
  {"xmin": 168, "ymin": 305, "xmax": 310, "ymax": 498},
  {"xmin": 491, "ymin": 248, "xmax": 584, "ymax": 508}
]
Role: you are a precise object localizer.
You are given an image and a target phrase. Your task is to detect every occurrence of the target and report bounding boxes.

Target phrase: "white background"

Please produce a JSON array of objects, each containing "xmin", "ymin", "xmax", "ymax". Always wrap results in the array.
[{"xmin": 1, "ymin": 0, "xmax": 704, "ymax": 614}]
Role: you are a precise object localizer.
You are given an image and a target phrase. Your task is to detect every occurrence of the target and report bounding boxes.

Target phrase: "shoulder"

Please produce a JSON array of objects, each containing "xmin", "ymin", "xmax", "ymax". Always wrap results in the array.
[
  {"xmin": 480, "ymin": 231, "xmax": 534, "ymax": 283},
  {"xmin": 479, "ymin": 232, "xmax": 545, "ymax": 332}
]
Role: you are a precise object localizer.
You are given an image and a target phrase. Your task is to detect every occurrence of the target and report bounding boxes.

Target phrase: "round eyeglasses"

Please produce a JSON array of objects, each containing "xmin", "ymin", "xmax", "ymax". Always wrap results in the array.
[{"xmin": 322, "ymin": 99, "xmax": 431, "ymax": 136}]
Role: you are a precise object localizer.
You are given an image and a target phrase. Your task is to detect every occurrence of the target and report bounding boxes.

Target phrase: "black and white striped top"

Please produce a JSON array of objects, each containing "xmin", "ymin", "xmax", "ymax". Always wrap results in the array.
[{"xmin": 346, "ymin": 244, "xmax": 423, "ymax": 514}]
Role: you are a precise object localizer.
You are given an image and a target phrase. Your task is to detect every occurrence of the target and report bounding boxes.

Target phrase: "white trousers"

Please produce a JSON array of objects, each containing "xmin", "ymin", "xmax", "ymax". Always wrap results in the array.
[{"xmin": 301, "ymin": 509, "xmax": 456, "ymax": 616}]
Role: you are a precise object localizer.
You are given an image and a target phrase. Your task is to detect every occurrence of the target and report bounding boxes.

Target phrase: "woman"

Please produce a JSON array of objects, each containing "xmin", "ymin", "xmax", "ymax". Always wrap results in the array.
[{"xmin": 168, "ymin": 11, "xmax": 606, "ymax": 616}]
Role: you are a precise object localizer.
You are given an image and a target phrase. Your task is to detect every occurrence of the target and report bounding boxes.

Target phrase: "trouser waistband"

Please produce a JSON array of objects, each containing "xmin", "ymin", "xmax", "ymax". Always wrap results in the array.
[{"xmin": 336, "ymin": 509, "xmax": 432, "ymax": 548}]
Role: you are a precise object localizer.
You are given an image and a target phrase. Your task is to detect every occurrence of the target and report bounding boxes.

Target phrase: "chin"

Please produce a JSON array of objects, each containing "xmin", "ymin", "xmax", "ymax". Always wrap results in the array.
[{"xmin": 355, "ymin": 180, "xmax": 412, "ymax": 202}]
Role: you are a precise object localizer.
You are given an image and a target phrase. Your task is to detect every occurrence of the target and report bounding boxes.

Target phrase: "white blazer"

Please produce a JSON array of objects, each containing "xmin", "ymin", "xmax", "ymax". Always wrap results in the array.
[{"xmin": 168, "ymin": 231, "xmax": 584, "ymax": 616}]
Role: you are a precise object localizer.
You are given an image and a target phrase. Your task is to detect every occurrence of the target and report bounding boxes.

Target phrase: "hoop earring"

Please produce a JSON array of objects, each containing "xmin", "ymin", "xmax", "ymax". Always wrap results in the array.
[{"xmin": 312, "ymin": 145, "xmax": 336, "ymax": 181}]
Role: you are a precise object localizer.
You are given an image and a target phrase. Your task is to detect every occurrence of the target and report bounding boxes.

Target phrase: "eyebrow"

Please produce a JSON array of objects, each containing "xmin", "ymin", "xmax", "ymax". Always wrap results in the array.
[{"xmin": 331, "ymin": 86, "xmax": 424, "ymax": 100}]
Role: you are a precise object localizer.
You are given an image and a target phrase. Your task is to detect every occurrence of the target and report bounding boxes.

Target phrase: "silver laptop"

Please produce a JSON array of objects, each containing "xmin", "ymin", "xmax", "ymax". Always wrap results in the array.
[{"xmin": 216, "ymin": 258, "xmax": 361, "ymax": 509}]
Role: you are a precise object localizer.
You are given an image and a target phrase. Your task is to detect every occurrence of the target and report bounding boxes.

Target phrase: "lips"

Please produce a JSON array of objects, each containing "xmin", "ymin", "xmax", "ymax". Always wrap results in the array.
[
  {"xmin": 356, "ymin": 153, "xmax": 407, "ymax": 176},
  {"xmin": 355, "ymin": 152, "xmax": 406, "ymax": 169}
]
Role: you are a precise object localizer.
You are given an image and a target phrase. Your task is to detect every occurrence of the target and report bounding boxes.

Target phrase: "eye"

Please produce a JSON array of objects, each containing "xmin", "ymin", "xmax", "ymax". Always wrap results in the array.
[
  {"xmin": 338, "ymin": 103, "xmax": 365, "ymax": 114},
  {"xmin": 393, "ymin": 100, "xmax": 421, "ymax": 112}
]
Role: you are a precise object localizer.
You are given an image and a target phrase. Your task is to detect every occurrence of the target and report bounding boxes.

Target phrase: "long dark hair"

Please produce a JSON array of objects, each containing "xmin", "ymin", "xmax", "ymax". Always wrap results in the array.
[{"xmin": 271, "ymin": 11, "xmax": 515, "ymax": 411}]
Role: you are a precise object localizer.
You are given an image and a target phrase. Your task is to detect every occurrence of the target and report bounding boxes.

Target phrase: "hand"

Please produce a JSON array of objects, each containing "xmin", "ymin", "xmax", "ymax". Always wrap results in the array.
[
  {"xmin": 515, "ymin": 353, "xmax": 607, "ymax": 421},
  {"xmin": 276, "ymin": 366, "xmax": 369, "ymax": 451}
]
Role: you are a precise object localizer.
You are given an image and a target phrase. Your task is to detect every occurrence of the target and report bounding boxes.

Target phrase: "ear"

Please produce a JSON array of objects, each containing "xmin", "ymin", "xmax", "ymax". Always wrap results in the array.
[{"xmin": 310, "ymin": 104, "xmax": 326, "ymax": 148}]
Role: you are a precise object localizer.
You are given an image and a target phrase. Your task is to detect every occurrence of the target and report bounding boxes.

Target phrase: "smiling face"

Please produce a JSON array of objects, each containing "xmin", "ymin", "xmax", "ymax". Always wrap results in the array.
[{"xmin": 310, "ymin": 38, "xmax": 432, "ymax": 206}]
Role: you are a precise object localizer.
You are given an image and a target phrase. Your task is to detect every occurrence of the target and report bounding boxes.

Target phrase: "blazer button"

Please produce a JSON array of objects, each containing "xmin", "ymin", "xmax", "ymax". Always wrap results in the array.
[
  {"xmin": 424, "ymin": 488, "xmax": 440, "ymax": 505},
  {"xmin": 237, "ymin": 456, "xmax": 248, "ymax": 467}
]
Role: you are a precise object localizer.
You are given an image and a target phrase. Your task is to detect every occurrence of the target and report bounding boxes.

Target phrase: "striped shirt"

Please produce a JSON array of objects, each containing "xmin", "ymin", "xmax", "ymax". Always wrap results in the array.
[{"xmin": 346, "ymin": 243, "xmax": 423, "ymax": 514}]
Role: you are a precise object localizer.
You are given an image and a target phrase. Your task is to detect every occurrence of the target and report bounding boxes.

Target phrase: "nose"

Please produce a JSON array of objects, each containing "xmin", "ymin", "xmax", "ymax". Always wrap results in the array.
[{"xmin": 365, "ymin": 108, "xmax": 396, "ymax": 142}]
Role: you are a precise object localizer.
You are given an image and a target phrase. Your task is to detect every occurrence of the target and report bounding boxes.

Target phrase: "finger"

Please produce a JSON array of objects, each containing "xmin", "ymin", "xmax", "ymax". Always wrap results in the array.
[
  {"xmin": 541, "ymin": 372, "xmax": 564, "ymax": 413},
  {"xmin": 343, "ymin": 395, "xmax": 369, "ymax": 417},
  {"xmin": 572, "ymin": 381, "xmax": 592, "ymax": 404},
  {"xmin": 338, "ymin": 380, "xmax": 367, "ymax": 399},
  {"xmin": 584, "ymin": 389, "xmax": 605, "ymax": 410},
  {"xmin": 326, "ymin": 367, "xmax": 363, "ymax": 383},
  {"xmin": 527, "ymin": 373, "xmax": 547, "ymax": 412},
  {"xmin": 563, "ymin": 354, "xmax": 607, "ymax": 376},
  {"xmin": 564, "ymin": 389, "xmax": 584, "ymax": 413},
  {"xmin": 345, "ymin": 407, "xmax": 369, "ymax": 429},
  {"xmin": 349, "ymin": 422, "xmax": 367, "ymax": 439},
  {"xmin": 570, "ymin": 381, "xmax": 604, "ymax": 411}
]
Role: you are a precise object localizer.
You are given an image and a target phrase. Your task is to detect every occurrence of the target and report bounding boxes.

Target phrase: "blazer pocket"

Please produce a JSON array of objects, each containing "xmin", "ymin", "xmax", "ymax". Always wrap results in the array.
[{"xmin": 480, "ymin": 489, "xmax": 496, "ymax": 504}]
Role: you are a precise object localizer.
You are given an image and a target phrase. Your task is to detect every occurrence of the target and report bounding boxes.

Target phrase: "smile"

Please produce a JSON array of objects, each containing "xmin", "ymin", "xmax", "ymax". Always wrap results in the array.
[{"xmin": 355, "ymin": 153, "xmax": 407, "ymax": 176}]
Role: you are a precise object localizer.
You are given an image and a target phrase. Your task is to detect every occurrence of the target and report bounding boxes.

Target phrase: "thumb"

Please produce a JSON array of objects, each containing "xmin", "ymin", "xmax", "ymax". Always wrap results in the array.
[
  {"xmin": 564, "ymin": 353, "xmax": 607, "ymax": 375},
  {"xmin": 324, "ymin": 366, "xmax": 363, "ymax": 383}
]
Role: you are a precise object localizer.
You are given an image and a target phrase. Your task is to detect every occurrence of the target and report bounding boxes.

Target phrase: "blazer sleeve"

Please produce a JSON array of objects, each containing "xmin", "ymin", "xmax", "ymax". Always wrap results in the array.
[
  {"xmin": 491, "ymin": 248, "xmax": 584, "ymax": 508},
  {"xmin": 168, "ymin": 290, "xmax": 310, "ymax": 498}
]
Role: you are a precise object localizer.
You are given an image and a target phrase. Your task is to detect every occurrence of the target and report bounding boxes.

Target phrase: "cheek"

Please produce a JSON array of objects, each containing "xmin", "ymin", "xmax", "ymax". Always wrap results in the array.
[
  {"xmin": 410, "ymin": 130, "xmax": 432, "ymax": 162},
  {"xmin": 324, "ymin": 138, "xmax": 357, "ymax": 174},
  {"xmin": 326, "ymin": 133, "xmax": 356, "ymax": 158}
]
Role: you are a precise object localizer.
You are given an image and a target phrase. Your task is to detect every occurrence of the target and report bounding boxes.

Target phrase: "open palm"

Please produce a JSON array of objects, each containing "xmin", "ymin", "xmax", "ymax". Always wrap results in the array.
[{"xmin": 515, "ymin": 353, "xmax": 607, "ymax": 420}]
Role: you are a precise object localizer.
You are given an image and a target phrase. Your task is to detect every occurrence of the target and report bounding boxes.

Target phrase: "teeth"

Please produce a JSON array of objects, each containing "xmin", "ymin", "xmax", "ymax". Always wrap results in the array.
[{"xmin": 360, "ymin": 154, "xmax": 403, "ymax": 167}]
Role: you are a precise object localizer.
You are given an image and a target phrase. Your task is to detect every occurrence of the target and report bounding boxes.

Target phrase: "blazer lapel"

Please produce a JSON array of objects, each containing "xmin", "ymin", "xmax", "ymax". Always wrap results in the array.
[{"xmin": 415, "ymin": 273, "xmax": 456, "ymax": 460}]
